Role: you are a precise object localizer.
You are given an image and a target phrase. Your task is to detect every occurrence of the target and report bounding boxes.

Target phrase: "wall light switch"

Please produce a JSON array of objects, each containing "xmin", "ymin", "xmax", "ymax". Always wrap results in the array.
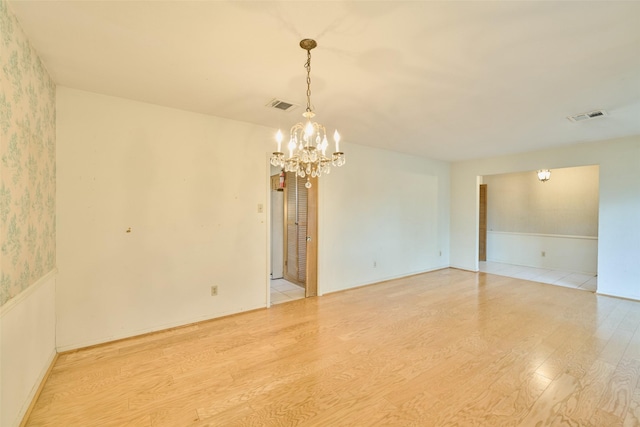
[{"xmin": 257, "ymin": 204, "xmax": 264, "ymax": 213}]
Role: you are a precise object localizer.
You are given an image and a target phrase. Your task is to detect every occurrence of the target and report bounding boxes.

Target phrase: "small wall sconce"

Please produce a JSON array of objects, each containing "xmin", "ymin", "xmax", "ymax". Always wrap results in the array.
[{"xmin": 537, "ymin": 169, "xmax": 551, "ymax": 182}]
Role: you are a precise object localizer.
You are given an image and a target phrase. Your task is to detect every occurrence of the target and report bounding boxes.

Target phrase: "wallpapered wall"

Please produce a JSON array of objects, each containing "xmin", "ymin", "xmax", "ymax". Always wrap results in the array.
[
  {"xmin": 483, "ymin": 165, "xmax": 599, "ymax": 237},
  {"xmin": 0, "ymin": 0, "xmax": 56, "ymax": 306}
]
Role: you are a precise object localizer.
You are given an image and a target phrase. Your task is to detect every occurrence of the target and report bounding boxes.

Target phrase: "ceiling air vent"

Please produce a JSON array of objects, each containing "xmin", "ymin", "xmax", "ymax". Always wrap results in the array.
[
  {"xmin": 567, "ymin": 109, "xmax": 608, "ymax": 123},
  {"xmin": 266, "ymin": 98, "xmax": 297, "ymax": 112}
]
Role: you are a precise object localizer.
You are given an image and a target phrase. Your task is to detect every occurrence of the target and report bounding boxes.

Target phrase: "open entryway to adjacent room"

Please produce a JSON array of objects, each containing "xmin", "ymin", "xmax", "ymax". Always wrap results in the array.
[{"xmin": 479, "ymin": 165, "xmax": 599, "ymax": 292}]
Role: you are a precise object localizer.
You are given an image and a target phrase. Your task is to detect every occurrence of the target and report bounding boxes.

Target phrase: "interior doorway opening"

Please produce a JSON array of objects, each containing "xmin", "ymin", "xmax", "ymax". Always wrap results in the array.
[
  {"xmin": 478, "ymin": 166, "xmax": 599, "ymax": 292},
  {"xmin": 269, "ymin": 170, "xmax": 317, "ymax": 305}
]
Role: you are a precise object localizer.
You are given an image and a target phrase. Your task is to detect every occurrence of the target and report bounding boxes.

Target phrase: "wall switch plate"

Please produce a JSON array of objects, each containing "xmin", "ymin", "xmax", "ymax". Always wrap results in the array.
[{"xmin": 211, "ymin": 285, "xmax": 218, "ymax": 296}]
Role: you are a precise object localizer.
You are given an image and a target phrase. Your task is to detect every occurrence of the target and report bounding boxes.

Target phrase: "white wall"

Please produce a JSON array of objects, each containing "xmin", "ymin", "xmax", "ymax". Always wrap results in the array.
[
  {"xmin": 487, "ymin": 232, "xmax": 597, "ymax": 274},
  {"xmin": 451, "ymin": 136, "xmax": 640, "ymax": 299},
  {"xmin": 56, "ymin": 87, "xmax": 274, "ymax": 350},
  {"xmin": 0, "ymin": 271, "xmax": 57, "ymax": 427},
  {"xmin": 318, "ymin": 143, "xmax": 450, "ymax": 294},
  {"xmin": 56, "ymin": 87, "xmax": 450, "ymax": 349}
]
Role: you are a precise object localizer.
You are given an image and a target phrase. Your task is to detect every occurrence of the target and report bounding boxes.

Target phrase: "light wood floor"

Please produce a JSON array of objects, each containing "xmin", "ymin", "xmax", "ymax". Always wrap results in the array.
[{"xmin": 26, "ymin": 269, "xmax": 640, "ymax": 426}]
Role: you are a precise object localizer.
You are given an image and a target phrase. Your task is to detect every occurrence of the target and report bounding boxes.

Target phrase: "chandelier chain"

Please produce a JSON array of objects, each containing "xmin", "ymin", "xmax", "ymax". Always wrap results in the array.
[{"xmin": 305, "ymin": 49, "xmax": 312, "ymax": 113}]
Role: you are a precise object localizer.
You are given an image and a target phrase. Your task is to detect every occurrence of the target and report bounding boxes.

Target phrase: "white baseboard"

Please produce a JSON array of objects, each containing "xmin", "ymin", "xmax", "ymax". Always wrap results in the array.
[
  {"xmin": 16, "ymin": 350, "xmax": 57, "ymax": 426},
  {"xmin": 55, "ymin": 302, "xmax": 266, "ymax": 353}
]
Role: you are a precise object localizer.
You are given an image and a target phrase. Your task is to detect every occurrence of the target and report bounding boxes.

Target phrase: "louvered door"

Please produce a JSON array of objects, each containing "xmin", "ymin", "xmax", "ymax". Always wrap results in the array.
[{"xmin": 284, "ymin": 173, "xmax": 307, "ymax": 285}]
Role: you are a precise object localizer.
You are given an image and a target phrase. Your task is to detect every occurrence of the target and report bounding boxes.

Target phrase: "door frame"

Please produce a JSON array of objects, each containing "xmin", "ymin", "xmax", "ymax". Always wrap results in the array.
[
  {"xmin": 479, "ymin": 184, "xmax": 487, "ymax": 262},
  {"xmin": 305, "ymin": 177, "xmax": 318, "ymax": 297}
]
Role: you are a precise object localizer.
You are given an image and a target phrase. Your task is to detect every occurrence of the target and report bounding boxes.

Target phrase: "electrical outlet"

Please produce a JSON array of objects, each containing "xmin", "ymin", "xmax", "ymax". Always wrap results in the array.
[
  {"xmin": 439, "ymin": 250, "xmax": 442, "ymax": 256},
  {"xmin": 373, "ymin": 261, "xmax": 377, "ymax": 268},
  {"xmin": 541, "ymin": 251, "xmax": 546, "ymax": 257},
  {"xmin": 211, "ymin": 285, "xmax": 218, "ymax": 296}
]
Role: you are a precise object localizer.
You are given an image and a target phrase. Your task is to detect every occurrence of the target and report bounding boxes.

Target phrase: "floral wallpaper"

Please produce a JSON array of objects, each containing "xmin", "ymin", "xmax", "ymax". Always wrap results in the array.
[{"xmin": 0, "ymin": 0, "xmax": 56, "ymax": 306}]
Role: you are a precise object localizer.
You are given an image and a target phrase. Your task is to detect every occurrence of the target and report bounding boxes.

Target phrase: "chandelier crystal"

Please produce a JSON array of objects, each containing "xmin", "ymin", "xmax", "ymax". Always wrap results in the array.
[{"xmin": 270, "ymin": 39, "xmax": 345, "ymax": 188}]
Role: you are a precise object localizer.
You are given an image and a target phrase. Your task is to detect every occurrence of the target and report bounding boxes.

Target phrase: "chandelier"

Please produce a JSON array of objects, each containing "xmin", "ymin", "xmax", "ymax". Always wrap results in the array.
[
  {"xmin": 537, "ymin": 169, "xmax": 551, "ymax": 182},
  {"xmin": 270, "ymin": 39, "xmax": 345, "ymax": 188}
]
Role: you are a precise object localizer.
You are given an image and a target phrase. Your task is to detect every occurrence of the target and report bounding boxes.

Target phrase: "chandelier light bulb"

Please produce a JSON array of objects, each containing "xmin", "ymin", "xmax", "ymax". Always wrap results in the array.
[
  {"xmin": 288, "ymin": 138, "xmax": 295, "ymax": 157},
  {"xmin": 321, "ymin": 135, "xmax": 328, "ymax": 155},
  {"xmin": 275, "ymin": 129, "xmax": 283, "ymax": 152},
  {"xmin": 305, "ymin": 121, "xmax": 314, "ymax": 138},
  {"xmin": 334, "ymin": 130, "xmax": 341, "ymax": 152}
]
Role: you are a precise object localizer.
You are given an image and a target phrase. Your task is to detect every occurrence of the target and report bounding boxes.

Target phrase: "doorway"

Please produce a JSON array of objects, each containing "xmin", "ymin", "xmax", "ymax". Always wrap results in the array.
[
  {"xmin": 269, "ymin": 171, "xmax": 318, "ymax": 304},
  {"xmin": 478, "ymin": 166, "xmax": 599, "ymax": 291}
]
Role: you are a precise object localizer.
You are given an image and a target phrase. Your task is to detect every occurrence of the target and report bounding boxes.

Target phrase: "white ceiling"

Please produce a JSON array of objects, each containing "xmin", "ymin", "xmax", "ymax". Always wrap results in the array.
[{"xmin": 9, "ymin": 1, "xmax": 640, "ymax": 161}]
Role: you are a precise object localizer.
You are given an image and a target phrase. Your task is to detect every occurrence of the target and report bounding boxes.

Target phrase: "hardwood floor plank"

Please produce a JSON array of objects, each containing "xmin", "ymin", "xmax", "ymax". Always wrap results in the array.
[
  {"xmin": 490, "ymin": 372, "xmax": 552, "ymax": 424},
  {"xmin": 23, "ymin": 269, "xmax": 640, "ymax": 426},
  {"xmin": 599, "ymin": 358, "xmax": 640, "ymax": 419},
  {"xmin": 518, "ymin": 373, "xmax": 580, "ymax": 426},
  {"xmin": 552, "ymin": 359, "xmax": 616, "ymax": 425},
  {"xmin": 535, "ymin": 334, "xmax": 590, "ymax": 381},
  {"xmin": 623, "ymin": 386, "xmax": 640, "ymax": 427}
]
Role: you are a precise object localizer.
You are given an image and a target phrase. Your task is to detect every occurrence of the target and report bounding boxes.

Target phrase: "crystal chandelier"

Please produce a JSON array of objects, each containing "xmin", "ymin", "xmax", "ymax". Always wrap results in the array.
[
  {"xmin": 270, "ymin": 39, "xmax": 345, "ymax": 188},
  {"xmin": 537, "ymin": 169, "xmax": 551, "ymax": 182}
]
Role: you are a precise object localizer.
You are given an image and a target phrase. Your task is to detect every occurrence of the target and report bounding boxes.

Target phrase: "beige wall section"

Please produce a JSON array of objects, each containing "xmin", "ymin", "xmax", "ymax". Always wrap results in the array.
[
  {"xmin": 0, "ymin": 15, "xmax": 447, "ymax": 410},
  {"xmin": 318, "ymin": 143, "xmax": 450, "ymax": 294},
  {"xmin": 56, "ymin": 87, "xmax": 274, "ymax": 350},
  {"xmin": 56, "ymin": 86, "xmax": 451, "ymax": 350},
  {"xmin": 483, "ymin": 165, "xmax": 599, "ymax": 236}
]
